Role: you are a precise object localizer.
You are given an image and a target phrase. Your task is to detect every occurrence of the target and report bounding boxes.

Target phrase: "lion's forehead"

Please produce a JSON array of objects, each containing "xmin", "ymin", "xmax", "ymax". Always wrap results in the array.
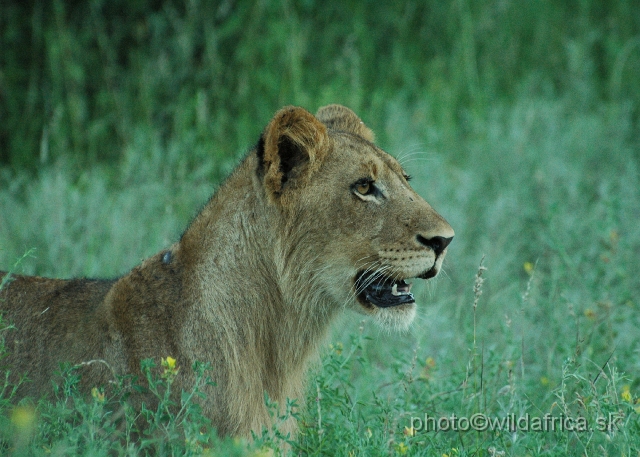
[{"xmin": 331, "ymin": 134, "xmax": 407, "ymax": 180}]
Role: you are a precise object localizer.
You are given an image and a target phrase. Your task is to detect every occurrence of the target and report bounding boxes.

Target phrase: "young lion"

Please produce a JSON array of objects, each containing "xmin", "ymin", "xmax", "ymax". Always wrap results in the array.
[{"xmin": 0, "ymin": 105, "xmax": 454, "ymax": 437}]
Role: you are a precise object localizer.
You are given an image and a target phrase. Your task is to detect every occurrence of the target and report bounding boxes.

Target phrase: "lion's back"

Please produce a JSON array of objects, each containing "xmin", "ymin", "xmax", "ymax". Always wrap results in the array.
[{"xmin": 0, "ymin": 273, "xmax": 116, "ymax": 397}]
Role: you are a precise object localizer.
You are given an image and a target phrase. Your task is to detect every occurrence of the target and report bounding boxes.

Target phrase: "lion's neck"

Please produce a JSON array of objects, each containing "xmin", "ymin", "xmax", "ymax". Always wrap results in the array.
[{"xmin": 178, "ymin": 154, "xmax": 338, "ymax": 404}]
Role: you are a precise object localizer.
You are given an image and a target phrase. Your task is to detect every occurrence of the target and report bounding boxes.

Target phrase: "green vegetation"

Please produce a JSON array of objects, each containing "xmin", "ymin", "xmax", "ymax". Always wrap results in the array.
[{"xmin": 1, "ymin": 0, "xmax": 639, "ymax": 455}]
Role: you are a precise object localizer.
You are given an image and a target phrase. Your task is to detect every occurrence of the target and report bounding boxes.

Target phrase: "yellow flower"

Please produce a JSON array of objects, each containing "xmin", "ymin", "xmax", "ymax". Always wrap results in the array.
[
  {"xmin": 11, "ymin": 405, "xmax": 36, "ymax": 430},
  {"xmin": 395, "ymin": 442, "xmax": 408, "ymax": 455},
  {"xmin": 540, "ymin": 376, "xmax": 550, "ymax": 387},
  {"xmin": 420, "ymin": 356, "xmax": 436, "ymax": 380},
  {"xmin": 584, "ymin": 308, "xmax": 596, "ymax": 320},
  {"xmin": 164, "ymin": 356, "xmax": 177, "ymax": 369},
  {"xmin": 91, "ymin": 387, "xmax": 106, "ymax": 403},
  {"xmin": 403, "ymin": 426, "xmax": 416, "ymax": 437},
  {"xmin": 523, "ymin": 262, "xmax": 534, "ymax": 275},
  {"xmin": 162, "ymin": 356, "xmax": 179, "ymax": 378},
  {"xmin": 621, "ymin": 385, "xmax": 632, "ymax": 403}
]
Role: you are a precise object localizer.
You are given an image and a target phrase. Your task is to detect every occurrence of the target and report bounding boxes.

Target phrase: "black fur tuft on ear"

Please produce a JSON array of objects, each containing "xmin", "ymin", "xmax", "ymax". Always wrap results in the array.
[
  {"xmin": 256, "ymin": 135, "xmax": 266, "ymax": 177},
  {"xmin": 277, "ymin": 136, "xmax": 308, "ymax": 187}
]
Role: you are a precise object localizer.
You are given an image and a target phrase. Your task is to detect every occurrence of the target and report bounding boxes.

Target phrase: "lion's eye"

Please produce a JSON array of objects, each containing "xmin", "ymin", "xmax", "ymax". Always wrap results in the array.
[
  {"xmin": 356, "ymin": 182, "xmax": 371, "ymax": 195},
  {"xmin": 354, "ymin": 180, "xmax": 375, "ymax": 196}
]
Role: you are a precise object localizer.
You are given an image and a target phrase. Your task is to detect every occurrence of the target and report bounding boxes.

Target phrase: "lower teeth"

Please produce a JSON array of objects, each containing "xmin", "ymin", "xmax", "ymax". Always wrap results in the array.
[{"xmin": 391, "ymin": 283, "xmax": 411, "ymax": 296}]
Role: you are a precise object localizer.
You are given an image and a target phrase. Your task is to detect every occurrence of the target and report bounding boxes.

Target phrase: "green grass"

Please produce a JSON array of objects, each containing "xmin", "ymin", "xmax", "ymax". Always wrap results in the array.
[
  {"xmin": 1, "ymin": 95, "xmax": 639, "ymax": 456},
  {"xmin": 1, "ymin": 0, "xmax": 640, "ymax": 455}
]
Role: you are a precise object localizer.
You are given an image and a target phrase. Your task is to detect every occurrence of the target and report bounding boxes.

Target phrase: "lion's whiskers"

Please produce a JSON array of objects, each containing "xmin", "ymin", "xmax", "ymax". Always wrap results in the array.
[{"xmin": 394, "ymin": 143, "xmax": 427, "ymax": 165}]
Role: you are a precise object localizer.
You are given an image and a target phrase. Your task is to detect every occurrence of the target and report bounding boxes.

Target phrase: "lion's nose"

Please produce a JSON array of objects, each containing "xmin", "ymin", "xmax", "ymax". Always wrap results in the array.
[{"xmin": 416, "ymin": 235, "xmax": 453, "ymax": 257}]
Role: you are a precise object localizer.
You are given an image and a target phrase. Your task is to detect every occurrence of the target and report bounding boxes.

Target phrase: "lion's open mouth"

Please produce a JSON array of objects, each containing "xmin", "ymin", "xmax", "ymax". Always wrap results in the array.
[
  {"xmin": 354, "ymin": 272, "xmax": 416, "ymax": 308},
  {"xmin": 354, "ymin": 267, "xmax": 438, "ymax": 308}
]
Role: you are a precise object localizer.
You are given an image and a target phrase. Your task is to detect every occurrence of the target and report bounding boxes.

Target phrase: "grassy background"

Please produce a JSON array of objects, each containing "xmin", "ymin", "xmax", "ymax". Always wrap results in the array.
[{"xmin": 1, "ymin": 0, "xmax": 640, "ymax": 455}]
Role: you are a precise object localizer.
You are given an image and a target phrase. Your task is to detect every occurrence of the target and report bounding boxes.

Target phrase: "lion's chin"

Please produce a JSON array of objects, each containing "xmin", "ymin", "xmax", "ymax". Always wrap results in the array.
[
  {"xmin": 370, "ymin": 303, "xmax": 416, "ymax": 332},
  {"xmin": 351, "ymin": 300, "xmax": 416, "ymax": 332}
]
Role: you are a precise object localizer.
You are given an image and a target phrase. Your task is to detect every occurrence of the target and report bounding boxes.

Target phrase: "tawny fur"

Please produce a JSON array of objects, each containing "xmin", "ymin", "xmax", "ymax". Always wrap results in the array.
[{"xmin": 0, "ymin": 105, "xmax": 454, "ymax": 438}]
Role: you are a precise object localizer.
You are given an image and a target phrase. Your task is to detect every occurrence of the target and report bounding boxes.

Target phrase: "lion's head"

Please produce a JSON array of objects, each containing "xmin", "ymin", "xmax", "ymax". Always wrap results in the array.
[{"xmin": 258, "ymin": 104, "xmax": 454, "ymax": 330}]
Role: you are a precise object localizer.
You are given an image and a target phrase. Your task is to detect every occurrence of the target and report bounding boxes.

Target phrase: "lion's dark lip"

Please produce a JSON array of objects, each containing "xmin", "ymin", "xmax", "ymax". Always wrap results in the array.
[
  {"xmin": 354, "ymin": 271, "xmax": 416, "ymax": 308},
  {"xmin": 418, "ymin": 266, "xmax": 438, "ymax": 279}
]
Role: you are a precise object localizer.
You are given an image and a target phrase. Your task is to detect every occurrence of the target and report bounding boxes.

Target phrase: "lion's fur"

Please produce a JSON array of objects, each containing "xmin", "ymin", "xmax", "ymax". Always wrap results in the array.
[{"xmin": 0, "ymin": 105, "xmax": 453, "ymax": 437}]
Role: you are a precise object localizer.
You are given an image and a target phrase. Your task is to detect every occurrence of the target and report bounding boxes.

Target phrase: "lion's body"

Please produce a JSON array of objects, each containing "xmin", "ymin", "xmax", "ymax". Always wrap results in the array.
[{"xmin": 0, "ymin": 105, "xmax": 453, "ymax": 437}]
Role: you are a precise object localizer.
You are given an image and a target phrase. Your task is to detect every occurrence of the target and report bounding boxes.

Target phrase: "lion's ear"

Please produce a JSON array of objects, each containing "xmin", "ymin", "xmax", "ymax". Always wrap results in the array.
[
  {"xmin": 260, "ymin": 106, "xmax": 329, "ymax": 197},
  {"xmin": 315, "ymin": 104, "xmax": 375, "ymax": 142}
]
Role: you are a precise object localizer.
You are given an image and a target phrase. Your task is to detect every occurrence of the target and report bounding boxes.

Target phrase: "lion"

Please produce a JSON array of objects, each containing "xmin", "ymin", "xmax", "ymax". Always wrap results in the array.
[{"xmin": 0, "ymin": 104, "xmax": 454, "ymax": 437}]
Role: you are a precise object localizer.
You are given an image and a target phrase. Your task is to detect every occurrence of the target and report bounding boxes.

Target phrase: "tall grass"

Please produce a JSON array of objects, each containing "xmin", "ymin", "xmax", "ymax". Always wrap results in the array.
[
  {"xmin": 1, "ymin": 0, "xmax": 640, "ymax": 455},
  {"xmin": 2, "ymin": 1, "xmax": 639, "ymax": 169}
]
